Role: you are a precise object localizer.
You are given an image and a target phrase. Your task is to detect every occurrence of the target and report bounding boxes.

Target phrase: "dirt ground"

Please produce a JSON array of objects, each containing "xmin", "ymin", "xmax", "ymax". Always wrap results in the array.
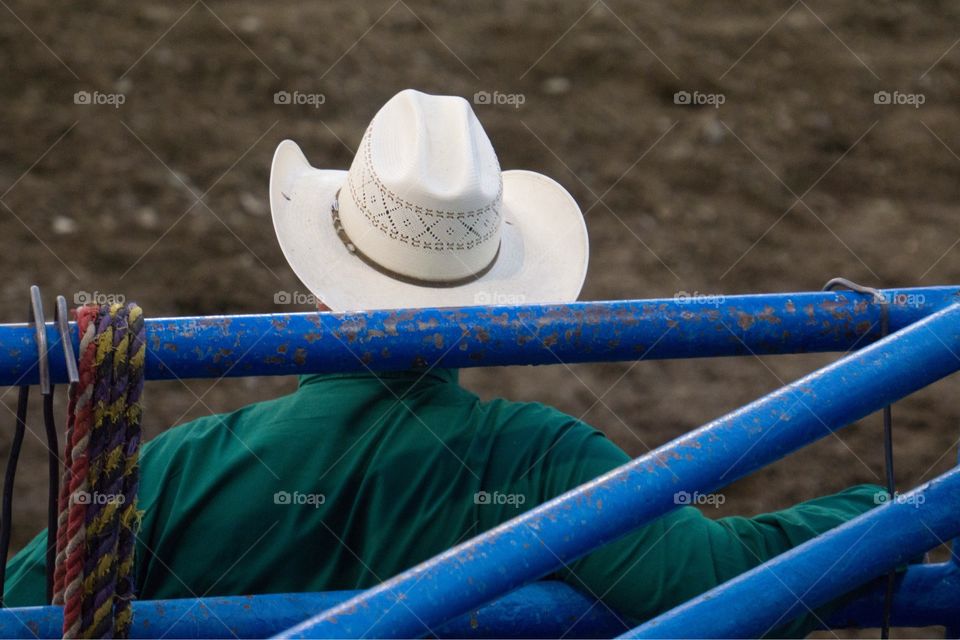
[{"xmin": 2, "ymin": 0, "xmax": 959, "ymax": 636}]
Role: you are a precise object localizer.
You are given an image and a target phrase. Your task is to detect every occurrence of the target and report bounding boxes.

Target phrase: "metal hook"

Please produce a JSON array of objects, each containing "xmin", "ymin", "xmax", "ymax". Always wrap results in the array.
[
  {"xmin": 822, "ymin": 276, "xmax": 886, "ymax": 304},
  {"xmin": 29, "ymin": 285, "xmax": 50, "ymax": 396},
  {"xmin": 822, "ymin": 276, "xmax": 890, "ymax": 341},
  {"xmin": 54, "ymin": 295, "xmax": 79, "ymax": 387}
]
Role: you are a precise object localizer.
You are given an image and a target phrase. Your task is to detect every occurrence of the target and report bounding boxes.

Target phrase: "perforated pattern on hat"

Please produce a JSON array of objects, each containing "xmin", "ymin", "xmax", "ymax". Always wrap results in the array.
[{"xmin": 346, "ymin": 127, "xmax": 503, "ymax": 251}]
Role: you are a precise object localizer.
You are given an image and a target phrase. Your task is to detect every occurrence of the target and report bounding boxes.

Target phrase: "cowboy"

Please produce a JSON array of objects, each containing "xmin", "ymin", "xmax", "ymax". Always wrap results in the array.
[{"xmin": 5, "ymin": 90, "xmax": 883, "ymax": 636}]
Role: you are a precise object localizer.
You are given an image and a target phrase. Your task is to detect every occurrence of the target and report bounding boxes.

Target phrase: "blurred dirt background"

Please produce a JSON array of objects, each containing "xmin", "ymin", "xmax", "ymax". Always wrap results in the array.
[{"xmin": 2, "ymin": 1, "xmax": 959, "ymax": 636}]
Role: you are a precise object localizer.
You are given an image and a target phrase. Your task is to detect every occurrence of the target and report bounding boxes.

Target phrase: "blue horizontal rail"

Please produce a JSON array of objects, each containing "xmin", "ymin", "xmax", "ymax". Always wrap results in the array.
[
  {"xmin": 0, "ymin": 583, "xmax": 624, "ymax": 639},
  {"xmin": 1, "ymin": 564, "xmax": 956, "ymax": 638},
  {"xmin": 623, "ymin": 467, "xmax": 960, "ymax": 638},
  {"xmin": 0, "ymin": 286, "xmax": 956, "ymax": 386},
  {"xmin": 272, "ymin": 303, "xmax": 960, "ymax": 639}
]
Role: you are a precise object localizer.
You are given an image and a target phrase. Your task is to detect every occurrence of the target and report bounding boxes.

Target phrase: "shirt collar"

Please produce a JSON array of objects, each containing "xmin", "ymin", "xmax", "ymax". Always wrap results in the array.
[{"xmin": 298, "ymin": 368, "xmax": 459, "ymax": 389}]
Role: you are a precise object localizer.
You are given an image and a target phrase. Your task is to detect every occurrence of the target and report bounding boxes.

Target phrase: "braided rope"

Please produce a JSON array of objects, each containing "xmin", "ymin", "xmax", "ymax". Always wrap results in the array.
[
  {"xmin": 55, "ymin": 303, "xmax": 145, "ymax": 639},
  {"xmin": 81, "ymin": 304, "xmax": 126, "ymax": 637},
  {"xmin": 52, "ymin": 305, "xmax": 90, "ymax": 603},
  {"xmin": 56, "ymin": 305, "xmax": 100, "ymax": 629},
  {"xmin": 113, "ymin": 305, "xmax": 144, "ymax": 636}
]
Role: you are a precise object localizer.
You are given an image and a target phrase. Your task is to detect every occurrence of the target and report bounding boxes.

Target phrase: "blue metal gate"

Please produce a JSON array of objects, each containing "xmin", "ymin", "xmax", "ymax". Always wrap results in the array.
[{"xmin": 0, "ymin": 285, "xmax": 957, "ymax": 638}]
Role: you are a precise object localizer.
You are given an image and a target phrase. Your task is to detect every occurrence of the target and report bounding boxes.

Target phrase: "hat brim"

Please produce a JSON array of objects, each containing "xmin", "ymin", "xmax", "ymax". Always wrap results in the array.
[{"xmin": 269, "ymin": 140, "xmax": 588, "ymax": 312}]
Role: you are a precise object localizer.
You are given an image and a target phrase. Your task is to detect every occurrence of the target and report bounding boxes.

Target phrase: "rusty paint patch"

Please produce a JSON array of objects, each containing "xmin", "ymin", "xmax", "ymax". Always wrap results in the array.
[
  {"xmin": 382, "ymin": 316, "xmax": 400, "ymax": 336},
  {"xmin": 757, "ymin": 305, "xmax": 781, "ymax": 325},
  {"xmin": 417, "ymin": 317, "xmax": 440, "ymax": 330},
  {"xmin": 819, "ymin": 298, "xmax": 846, "ymax": 315}
]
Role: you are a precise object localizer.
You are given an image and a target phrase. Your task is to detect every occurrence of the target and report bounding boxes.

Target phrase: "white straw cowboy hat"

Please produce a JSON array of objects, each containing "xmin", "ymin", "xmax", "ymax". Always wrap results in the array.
[{"xmin": 269, "ymin": 89, "xmax": 588, "ymax": 312}]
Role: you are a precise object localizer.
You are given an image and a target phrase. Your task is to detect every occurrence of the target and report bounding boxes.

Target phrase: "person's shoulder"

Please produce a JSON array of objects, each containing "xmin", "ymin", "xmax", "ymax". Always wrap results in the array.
[
  {"xmin": 477, "ymin": 395, "xmax": 603, "ymax": 442},
  {"xmin": 143, "ymin": 392, "xmax": 295, "ymax": 455}
]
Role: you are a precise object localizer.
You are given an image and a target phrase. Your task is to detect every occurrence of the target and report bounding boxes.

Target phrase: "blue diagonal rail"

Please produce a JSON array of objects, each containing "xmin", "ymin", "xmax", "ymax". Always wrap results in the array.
[
  {"xmin": 0, "ymin": 286, "xmax": 956, "ymax": 386},
  {"xmin": 621, "ymin": 467, "xmax": 960, "ymax": 638},
  {"xmin": 271, "ymin": 303, "xmax": 960, "ymax": 639}
]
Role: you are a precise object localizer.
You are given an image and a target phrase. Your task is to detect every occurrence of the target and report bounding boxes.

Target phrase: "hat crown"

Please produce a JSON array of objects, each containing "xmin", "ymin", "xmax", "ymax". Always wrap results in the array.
[
  {"xmin": 339, "ymin": 90, "xmax": 504, "ymax": 283},
  {"xmin": 364, "ymin": 89, "xmax": 502, "ymax": 210}
]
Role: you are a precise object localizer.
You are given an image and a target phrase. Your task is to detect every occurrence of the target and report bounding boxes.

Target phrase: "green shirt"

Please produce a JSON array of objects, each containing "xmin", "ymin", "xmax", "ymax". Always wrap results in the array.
[{"xmin": 5, "ymin": 369, "xmax": 881, "ymax": 636}]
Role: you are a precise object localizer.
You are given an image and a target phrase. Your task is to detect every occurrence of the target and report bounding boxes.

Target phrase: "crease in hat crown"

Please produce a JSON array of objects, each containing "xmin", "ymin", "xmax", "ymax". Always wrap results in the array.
[{"xmin": 337, "ymin": 89, "xmax": 504, "ymax": 283}]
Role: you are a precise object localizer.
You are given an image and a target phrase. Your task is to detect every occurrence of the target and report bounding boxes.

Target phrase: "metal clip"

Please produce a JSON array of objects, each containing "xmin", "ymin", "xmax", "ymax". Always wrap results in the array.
[
  {"xmin": 54, "ymin": 295, "xmax": 79, "ymax": 387},
  {"xmin": 822, "ymin": 276, "xmax": 886, "ymax": 304},
  {"xmin": 29, "ymin": 285, "xmax": 50, "ymax": 395},
  {"xmin": 822, "ymin": 276, "xmax": 889, "ymax": 336}
]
